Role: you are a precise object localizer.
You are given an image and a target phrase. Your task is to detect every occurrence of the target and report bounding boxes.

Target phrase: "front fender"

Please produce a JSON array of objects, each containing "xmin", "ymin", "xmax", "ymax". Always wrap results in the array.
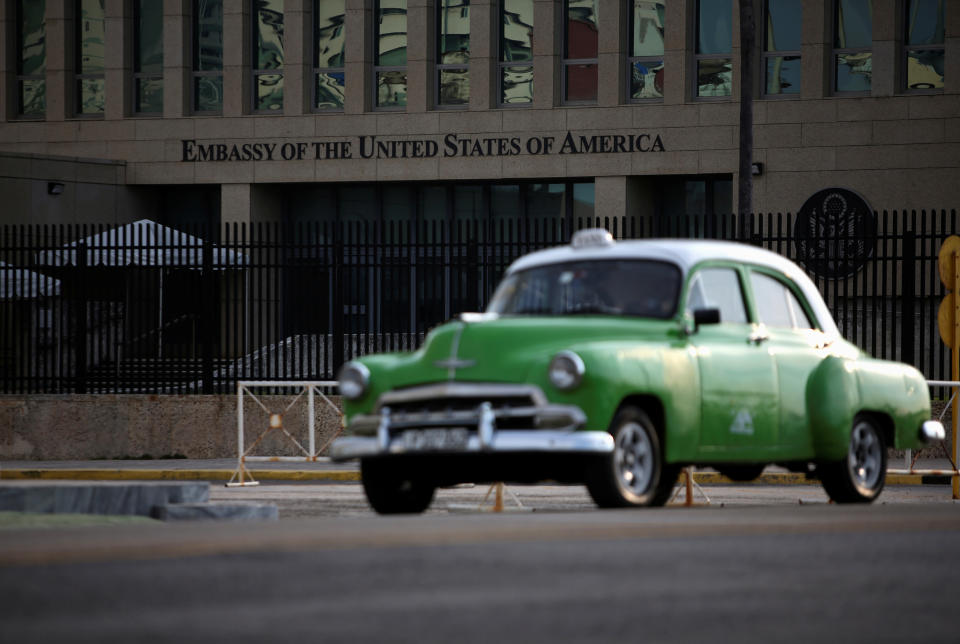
[
  {"xmin": 807, "ymin": 356, "xmax": 933, "ymax": 459},
  {"xmin": 806, "ymin": 357, "xmax": 859, "ymax": 460}
]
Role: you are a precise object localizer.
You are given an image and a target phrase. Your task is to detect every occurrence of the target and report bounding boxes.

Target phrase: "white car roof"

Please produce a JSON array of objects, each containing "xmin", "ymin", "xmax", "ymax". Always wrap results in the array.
[{"xmin": 506, "ymin": 238, "xmax": 840, "ymax": 338}]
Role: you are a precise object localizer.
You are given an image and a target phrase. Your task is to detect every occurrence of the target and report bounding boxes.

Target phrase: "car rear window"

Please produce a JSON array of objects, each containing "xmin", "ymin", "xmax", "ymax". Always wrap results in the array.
[{"xmin": 488, "ymin": 260, "xmax": 682, "ymax": 319}]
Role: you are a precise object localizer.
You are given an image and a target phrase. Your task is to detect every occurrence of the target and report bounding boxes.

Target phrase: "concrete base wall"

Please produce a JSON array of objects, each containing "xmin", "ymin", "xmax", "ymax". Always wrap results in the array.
[{"xmin": 0, "ymin": 394, "xmax": 344, "ymax": 460}]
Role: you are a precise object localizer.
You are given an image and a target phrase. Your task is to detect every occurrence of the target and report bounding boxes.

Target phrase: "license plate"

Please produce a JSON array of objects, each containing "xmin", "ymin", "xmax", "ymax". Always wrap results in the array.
[{"xmin": 401, "ymin": 427, "xmax": 470, "ymax": 451}]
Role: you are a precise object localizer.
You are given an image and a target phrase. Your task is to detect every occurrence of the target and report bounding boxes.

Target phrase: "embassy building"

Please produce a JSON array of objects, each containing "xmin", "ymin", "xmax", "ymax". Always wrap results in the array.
[{"xmin": 0, "ymin": 0, "xmax": 956, "ymax": 231}]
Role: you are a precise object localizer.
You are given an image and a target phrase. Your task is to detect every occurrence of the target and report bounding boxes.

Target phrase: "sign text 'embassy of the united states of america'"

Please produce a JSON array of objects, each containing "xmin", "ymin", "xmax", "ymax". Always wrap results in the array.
[{"xmin": 181, "ymin": 131, "xmax": 665, "ymax": 162}]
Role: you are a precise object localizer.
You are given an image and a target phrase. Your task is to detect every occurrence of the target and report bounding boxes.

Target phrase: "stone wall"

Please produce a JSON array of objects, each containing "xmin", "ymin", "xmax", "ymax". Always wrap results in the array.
[{"xmin": 0, "ymin": 394, "xmax": 344, "ymax": 460}]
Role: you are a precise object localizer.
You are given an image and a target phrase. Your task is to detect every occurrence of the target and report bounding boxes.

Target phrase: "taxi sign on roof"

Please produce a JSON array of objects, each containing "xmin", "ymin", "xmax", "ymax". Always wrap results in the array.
[{"xmin": 571, "ymin": 228, "xmax": 615, "ymax": 249}]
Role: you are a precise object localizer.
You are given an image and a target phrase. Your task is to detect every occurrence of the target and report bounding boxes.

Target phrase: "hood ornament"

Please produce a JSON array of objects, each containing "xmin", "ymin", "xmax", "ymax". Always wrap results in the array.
[{"xmin": 435, "ymin": 321, "xmax": 476, "ymax": 378}]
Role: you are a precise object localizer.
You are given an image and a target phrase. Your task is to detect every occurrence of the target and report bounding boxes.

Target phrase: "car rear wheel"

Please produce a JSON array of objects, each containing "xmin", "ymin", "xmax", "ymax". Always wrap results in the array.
[
  {"xmin": 819, "ymin": 416, "xmax": 887, "ymax": 503},
  {"xmin": 361, "ymin": 459, "xmax": 436, "ymax": 514},
  {"xmin": 585, "ymin": 406, "xmax": 679, "ymax": 508}
]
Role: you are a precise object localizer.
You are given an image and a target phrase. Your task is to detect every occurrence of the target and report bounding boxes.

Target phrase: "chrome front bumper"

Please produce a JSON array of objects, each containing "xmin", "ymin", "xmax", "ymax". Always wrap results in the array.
[{"xmin": 329, "ymin": 384, "xmax": 612, "ymax": 461}]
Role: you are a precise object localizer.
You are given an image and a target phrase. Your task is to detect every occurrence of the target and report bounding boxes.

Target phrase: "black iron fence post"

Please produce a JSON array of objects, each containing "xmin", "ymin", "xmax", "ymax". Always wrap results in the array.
[
  {"xmin": 201, "ymin": 235, "xmax": 214, "ymax": 394},
  {"xmin": 75, "ymin": 240, "xmax": 87, "ymax": 394},
  {"xmin": 901, "ymin": 229, "xmax": 916, "ymax": 366},
  {"xmin": 332, "ymin": 224, "xmax": 345, "ymax": 376}
]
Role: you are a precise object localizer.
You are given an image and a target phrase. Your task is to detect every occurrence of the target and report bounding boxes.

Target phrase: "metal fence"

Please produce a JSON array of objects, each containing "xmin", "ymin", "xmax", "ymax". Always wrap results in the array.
[{"xmin": 0, "ymin": 210, "xmax": 956, "ymax": 395}]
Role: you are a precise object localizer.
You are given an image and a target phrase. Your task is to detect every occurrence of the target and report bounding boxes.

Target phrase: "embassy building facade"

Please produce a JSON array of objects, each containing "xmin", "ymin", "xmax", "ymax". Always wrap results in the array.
[{"xmin": 0, "ymin": 0, "xmax": 957, "ymax": 230}]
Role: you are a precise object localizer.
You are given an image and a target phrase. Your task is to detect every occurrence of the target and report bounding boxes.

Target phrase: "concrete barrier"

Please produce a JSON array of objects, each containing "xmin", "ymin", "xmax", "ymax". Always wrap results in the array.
[{"xmin": 0, "ymin": 394, "xmax": 344, "ymax": 460}]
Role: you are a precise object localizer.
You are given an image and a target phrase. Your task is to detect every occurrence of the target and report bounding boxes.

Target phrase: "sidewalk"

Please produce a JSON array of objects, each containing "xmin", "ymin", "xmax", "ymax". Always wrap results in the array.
[{"xmin": 1, "ymin": 458, "xmax": 956, "ymax": 485}]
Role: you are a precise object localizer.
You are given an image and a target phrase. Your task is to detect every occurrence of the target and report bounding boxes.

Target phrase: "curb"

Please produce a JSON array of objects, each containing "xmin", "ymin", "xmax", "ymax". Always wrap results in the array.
[
  {"xmin": 1, "ymin": 469, "xmax": 953, "ymax": 485},
  {"xmin": 0, "ymin": 469, "xmax": 362, "ymax": 482}
]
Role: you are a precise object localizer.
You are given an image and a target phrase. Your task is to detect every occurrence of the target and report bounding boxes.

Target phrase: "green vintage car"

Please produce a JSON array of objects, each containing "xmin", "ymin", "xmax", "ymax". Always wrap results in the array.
[{"xmin": 330, "ymin": 230, "xmax": 945, "ymax": 513}]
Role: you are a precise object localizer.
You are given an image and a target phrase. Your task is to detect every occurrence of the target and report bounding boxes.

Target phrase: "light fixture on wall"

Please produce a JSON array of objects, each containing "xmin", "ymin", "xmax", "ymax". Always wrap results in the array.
[
  {"xmin": 47, "ymin": 182, "xmax": 65, "ymax": 195},
  {"xmin": 751, "ymin": 163, "xmax": 764, "ymax": 177}
]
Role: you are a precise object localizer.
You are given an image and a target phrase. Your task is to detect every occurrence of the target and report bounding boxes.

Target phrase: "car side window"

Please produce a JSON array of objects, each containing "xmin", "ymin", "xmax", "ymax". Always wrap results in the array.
[
  {"xmin": 685, "ymin": 267, "xmax": 747, "ymax": 324},
  {"xmin": 750, "ymin": 272, "xmax": 815, "ymax": 329}
]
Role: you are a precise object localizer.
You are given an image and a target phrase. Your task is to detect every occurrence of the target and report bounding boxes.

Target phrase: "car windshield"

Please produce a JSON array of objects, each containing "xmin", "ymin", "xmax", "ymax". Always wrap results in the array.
[{"xmin": 487, "ymin": 260, "xmax": 681, "ymax": 319}]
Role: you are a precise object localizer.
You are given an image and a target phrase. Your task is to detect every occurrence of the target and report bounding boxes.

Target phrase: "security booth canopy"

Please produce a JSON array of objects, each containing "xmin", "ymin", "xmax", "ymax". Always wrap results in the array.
[
  {"xmin": 37, "ymin": 219, "xmax": 247, "ymax": 269},
  {"xmin": 0, "ymin": 260, "xmax": 61, "ymax": 299}
]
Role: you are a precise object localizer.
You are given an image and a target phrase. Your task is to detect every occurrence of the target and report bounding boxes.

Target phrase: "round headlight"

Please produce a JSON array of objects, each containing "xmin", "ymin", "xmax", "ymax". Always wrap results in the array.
[
  {"xmin": 338, "ymin": 362, "xmax": 370, "ymax": 400},
  {"xmin": 548, "ymin": 351, "xmax": 585, "ymax": 391}
]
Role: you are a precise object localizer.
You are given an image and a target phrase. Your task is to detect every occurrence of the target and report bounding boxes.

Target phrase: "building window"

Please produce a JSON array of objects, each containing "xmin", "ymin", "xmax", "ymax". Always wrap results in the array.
[
  {"xmin": 76, "ymin": 0, "xmax": 105, "ymax": 115},
  {"xmin": 695, "ymin": 0, "xmax": 732, "ymax": 98},
  {"xmin": 833, "ymin": 0, "xmax": 872, "ymax": 93},
  {"xmin": 314, "ymin": 0, "xmax": 345, "ymax": 110},
  {"xmin": 375, "ymin": 0, "xmax": 407, "ymax": 109},
  {"xmin": 133, "ymin": 0, "xmax": 163, "ymax": 114},
  {"xmin": 193, "ymin": 0, "xmax": 223, "ymax": 113},
  {"xmin": 904, "ymin": 0, "xmax": 944, "ymax": 91},
  {"xmin": 499, "ymin": 0, "xmax": 533, "ymax": 106},
  {"xmin": 15, "ymin": 0, "xmax": 45, "ymax": 118},
  {"xmin": 563, "ymin": 0, "xmax": 598, "ymax": 103},
  {"xmin": 436, "ymin": 0, "xmax": 470, "ymax": 107},
  {"xmin": 253, "ymin": 0, "xmax": 284, "ymax": 112},
  {"xmin": 763, "ymin": 0, "xmax": 800, "ymax": 96},
  {"xmin": 628, "ymin": 1, "xmax": 664, "ymax": 101}
]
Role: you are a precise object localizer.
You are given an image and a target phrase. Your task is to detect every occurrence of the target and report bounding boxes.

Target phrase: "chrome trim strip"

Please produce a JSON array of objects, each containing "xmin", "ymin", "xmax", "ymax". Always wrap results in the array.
[
  {"xmin": 348, "ymin": 402, "xmax": 586, "ymax": 435},
  {"xmin": 375, "ymin": 382, "xmax": 549, "ymax": 409},
  {"xmin": 329, "ymin": 429, "xmax": 615, "ymax": 460}
]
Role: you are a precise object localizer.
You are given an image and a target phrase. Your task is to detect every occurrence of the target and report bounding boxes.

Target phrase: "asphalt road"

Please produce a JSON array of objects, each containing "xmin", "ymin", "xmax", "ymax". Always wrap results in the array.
[{"xmin": 1, "ymin": 484, "xmax": 958, "ymax": 643}]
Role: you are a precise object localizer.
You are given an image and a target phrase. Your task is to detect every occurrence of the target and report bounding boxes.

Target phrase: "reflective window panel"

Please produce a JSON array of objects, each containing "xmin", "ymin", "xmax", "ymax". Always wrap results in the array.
[
  {"xmin": 194, "ymin": 0, "xmax": 223, "ymax": 111},
  {"xmin": 565, "ymin": 0, "xmax": 598, "ymax": 59},
  {"xmin": 377, "ymin": 70, "xmax": 407, "ymax": 107},
  {"xmin": 254, "ymin": 74, "xmax": 284, "ymax": 111},
  {"xmin": 501, "ymin": 66, "xmax": 533, "ymax": 104},
  {"xmin": 765, "ymin": 56, "xmax": 801, "ymax": 94},
  {"xmin": 255, "ymin": 0, "xmax": 284, "ymax": 71},
  {"xmin": 697, "ymin": 0, "xmax": 732, "ymax": 54},
  {"xmin": 376, "ymin": 0, "xmax": 407, "ymax": 66},
  {"xmin": 697, "ymin": 59, "xmax": 732, "ymax": 97},
  {"xmin": 78, "ymin": 78, "xmax": 105, "ymax": 114},
  {"xmin": 906, "ymin": 49, "xmax": 944, "ymax": 89},
  {"xmin": 765, "ymin": 0, "xmax": 801, "ymax": 52},
  {"xmin": 630, "ymin": 1, "xmax": 664, "ymax": 57},
  {"xmin": 438, "ymin": 69, "xmax": 469, "ymax": 106},
  {"xmin": 315, "ymin": 0, "xmax": 345, "ymax": 67},
  {"xmin": 904, "ymin": 0, "xmax": 945, "ymax": 90},
  {"xmin": 630, "ymin": 60, "xmax": 664, "ymax": 100},
  {"xmin": 18, "ymin": 0, "xmax": 45, "ymax": 76},
  {"xmin": 135, "ymin": 78, "xmax": 163, "ymax": 113},
  {"xmin": 438, "ymin": 1, "xmax": 469, "ymax": 63},
  {"xmin": 835, "ymin": 52, "xmax": 871, "ymax": 92},
  {"xmin": 19, "ymin": 80, "xmax": 46, "ymax": 116},
  {"xmin": 194, "ymin": 0, "xmax": 223, "ymax": 71},
  {"xmin": 135, "ymin": 0, "xmax": 163, "ymax": 73},
  {"xmin": 906, "ymin": 0, "xmax": 945, "ymax": 45},
  {"xmin": 17, "ymin": 0, "xmax": 46, "ymax": 116},
  {"xmin": 501, "ymin": 0, "xmax": 533, "ymax": 105},
  {"xmin": 502, "ymin": 0, "xmax": 533, "ymax": 62},
  {"xmin": 565, "ymin": 63, "xmax": 598, "ymax": 102},
  {"xmin": 135, "ymin": 0, "xmax": 163, "ymax": 113},
  {"xmin": 316, "ymin": 72, "xmax": 345, "ymax": 109},
  {"xmin": 834, "ymin": 0, "xmax": 871, "ymax": 49},
  {"xmin": 194, "ymin": 75, "xmax": 223, "ymax": 112},
  {"xmin": 78, "ymin": 0, "xmax": 105, "ymax": 74}
]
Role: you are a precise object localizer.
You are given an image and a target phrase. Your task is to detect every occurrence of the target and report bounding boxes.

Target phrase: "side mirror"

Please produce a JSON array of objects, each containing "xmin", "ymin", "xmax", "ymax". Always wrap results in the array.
[{"xmin": 693, "ymin": 308, "xmax": 721, "ymax": 331}]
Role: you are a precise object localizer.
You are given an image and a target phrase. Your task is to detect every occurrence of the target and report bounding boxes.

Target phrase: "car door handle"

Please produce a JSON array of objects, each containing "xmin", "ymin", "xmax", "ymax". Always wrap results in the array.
[{"xmin": 748, "ymin": 332, "xmax": 769, "ymax": 345}]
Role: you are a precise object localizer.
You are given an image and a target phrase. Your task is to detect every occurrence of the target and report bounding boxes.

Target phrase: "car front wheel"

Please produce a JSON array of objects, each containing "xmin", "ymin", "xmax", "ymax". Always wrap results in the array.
[
  {"xmin": 585, "ymin": 406, "xmax": 679, "ymax": 508},
  {"xmin": 361, "ymin": 459, "xmax": 436, "ymax": 514},
  {"xmin": 819, "ymin": 416, "xmax": 887, "ymax": 503}
]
